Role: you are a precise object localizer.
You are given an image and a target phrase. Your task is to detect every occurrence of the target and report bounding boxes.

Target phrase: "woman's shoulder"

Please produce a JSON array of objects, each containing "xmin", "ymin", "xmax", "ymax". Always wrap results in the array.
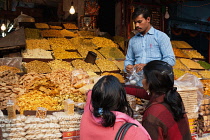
[{"xmin": 145, "ymin": 103, "xmax": 171, "ymax": 117}]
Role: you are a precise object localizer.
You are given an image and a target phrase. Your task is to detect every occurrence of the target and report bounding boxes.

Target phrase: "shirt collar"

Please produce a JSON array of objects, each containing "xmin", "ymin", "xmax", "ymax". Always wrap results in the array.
[{"xmin": 136, "ymin": 26, "xmax": 154, "ymax": 36}]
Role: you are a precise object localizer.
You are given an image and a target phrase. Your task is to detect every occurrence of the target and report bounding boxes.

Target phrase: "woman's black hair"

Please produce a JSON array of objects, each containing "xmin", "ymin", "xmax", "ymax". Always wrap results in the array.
[
  {"xmin": 132, "ymin": 6, "xmax": 151, "ymax": 20},
  {"xmin": 143, "ymin": 60, "xmax": 186, "ymax": 121},
  {"xmin": 91, "ymin": 75, "xmax": 133, "ymax": 127}
]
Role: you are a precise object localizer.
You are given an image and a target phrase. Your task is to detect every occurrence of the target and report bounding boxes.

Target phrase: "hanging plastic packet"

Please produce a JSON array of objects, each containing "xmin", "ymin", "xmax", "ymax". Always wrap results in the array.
[
  {"xmin": 6, "ymin": 100, "xmax": 16, "ymax": 119},
  {"xmin": 64, "ymin": 99, "xmax": 75, "ymax": 115},
  {"xmin": 36, "ymin": 107, "xmax": 47, "ymax": 119},
  {"xmin": 125, "ymin": 67, "xmax": 143, "ymax": 86}
]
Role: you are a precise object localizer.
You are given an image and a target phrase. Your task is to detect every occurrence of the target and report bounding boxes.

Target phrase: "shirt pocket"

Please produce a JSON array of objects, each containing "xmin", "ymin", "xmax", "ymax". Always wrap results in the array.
[{"xmin": 147, "ymin": 43, "xmax": 161, "ymax": 58}]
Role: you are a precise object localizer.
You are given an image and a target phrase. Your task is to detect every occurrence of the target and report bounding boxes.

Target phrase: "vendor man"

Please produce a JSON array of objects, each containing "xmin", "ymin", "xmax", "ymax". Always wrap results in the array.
[{"xmin": 124, "ymin": 6, "xmax": 175, "ymax": 86}]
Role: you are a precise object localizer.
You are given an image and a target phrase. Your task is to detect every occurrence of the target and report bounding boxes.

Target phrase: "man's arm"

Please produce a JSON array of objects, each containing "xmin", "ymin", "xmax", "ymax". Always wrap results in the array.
[
  {"xmin": 159, "ymin": 33, "xmax": 175, "ymax": 66},
  {"xmin": 124, "ymin": 40, "xmax": 135, "ymax": 73}
]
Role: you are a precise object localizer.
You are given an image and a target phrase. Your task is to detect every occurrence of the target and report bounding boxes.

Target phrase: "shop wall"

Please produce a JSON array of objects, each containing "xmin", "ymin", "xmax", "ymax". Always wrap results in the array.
[{"xmin": 169, "ymin": 0, "xmax": 210, "ymax": 62}]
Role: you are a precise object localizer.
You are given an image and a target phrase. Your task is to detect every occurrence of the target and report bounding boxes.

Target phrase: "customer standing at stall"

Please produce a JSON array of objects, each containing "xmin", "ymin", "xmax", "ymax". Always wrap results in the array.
[
  {"xmin": 80, "ymin": 75, "xmax": 151, "ymax": 140},
  {"xmin": 124, "ymin": 6, "xmax": 175, "ymax": 86},
  {"xmin": 125, "ymin": 60, "xmax": 191, "ymax": 140}
]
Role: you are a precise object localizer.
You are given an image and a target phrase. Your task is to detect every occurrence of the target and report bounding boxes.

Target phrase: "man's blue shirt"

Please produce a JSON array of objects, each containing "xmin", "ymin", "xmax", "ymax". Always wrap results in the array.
[{"xmin": 124, "ymin": 27, "xmax": 175, "ymax": 68}]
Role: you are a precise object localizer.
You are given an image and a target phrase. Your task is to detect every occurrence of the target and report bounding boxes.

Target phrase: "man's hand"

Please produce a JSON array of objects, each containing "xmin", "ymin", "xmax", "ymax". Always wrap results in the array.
[
  {"xmin": 134, "ymin": 63, "xmax": 146, "ymax": 72},
  {"xmin": 126, "ymin": 65, "xmax": 134, "ymax": 73}
]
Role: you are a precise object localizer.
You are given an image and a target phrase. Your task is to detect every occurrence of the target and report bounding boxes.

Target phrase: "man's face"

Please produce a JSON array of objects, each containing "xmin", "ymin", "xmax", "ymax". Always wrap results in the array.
[{"xmin": 133, "ymin": 14, "xmax": 150, "ymax": 35}]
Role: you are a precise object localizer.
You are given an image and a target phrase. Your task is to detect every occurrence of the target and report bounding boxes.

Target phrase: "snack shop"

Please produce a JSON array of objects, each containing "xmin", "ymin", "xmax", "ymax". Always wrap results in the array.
[{"xmin": 0, "ymin": 0, "xmax": 210, "ymax": 139}]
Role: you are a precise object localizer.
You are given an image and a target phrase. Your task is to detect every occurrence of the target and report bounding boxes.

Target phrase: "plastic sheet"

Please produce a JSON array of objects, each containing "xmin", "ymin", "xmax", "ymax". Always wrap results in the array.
[
  {"xmin": 0, "ymin": 57, "xmax": 22, "ymax": 70},
  {"xmin": 175, "ymin": 73, "xmax": 204, "ymax": 107}
]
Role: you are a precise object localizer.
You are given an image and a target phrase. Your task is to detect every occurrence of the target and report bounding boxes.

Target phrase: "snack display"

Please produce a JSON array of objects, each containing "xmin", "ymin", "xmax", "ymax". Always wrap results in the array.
[
  {"xmin": 41, "ymin": 29, "xmax": 63, "ymax": 38},
  {"xmin": 48, "ymin": 38, "xmax": 76, "ymax": 50},
  {"xmin": 63, "ymin": 23, "xmax": 78, "ymax": 29},
  {"xmin": 1, "ymin": 115, "xmax": 26, "ymax": 139},
  {"xmin": 35, "ymin": 23, "xmax": 49, "ymax": 29},
  {"xmin": 98, "ymin": 47, "xmax": 125, "ymax": 59},
  {"xmin": 26, "ymin": 39, "xmax": 51, "ymax": 50},
  {"xmin": 198, "ymin": 71, "xmax": 210, "ymax": 79},
  {"xmin": 0, "ymin": 65, "xmax": 21, "ymax": 73},
  {"xmin": 53, "ymin": 50, "xmax": 82, "ymax": 59},
  {"xmin": 24, "ymin": 115, "xmax": 62, "ymax": 139},
  {"xmin": 95, "ymin": 59, "xmax": 119, "ymax": 72},
  {"xmin": 24, "ymin": 60, "xmax": 52, "ymax": 73},
  {"xmin": 0, "ymin": 71, "xmax": 23, "ymax": 110},
  {"xmin": 22, "ymin": 49, "xmax": 53, "ymax": 59},
  {"xmin": 197, "ymin": 61, "xmax": 210, "ymax": 70},
  {"xmin": 182, "ymin": 50, "xmax": 204, "ymax": 59},
  {"xmin": 173, "ymin": 69, "xmax": 186, "ymax": 80},
  {"xmin": 101, "ymin": 72, "xmax": 124, "ymax": 83},
  {"xmin": 25, "ymin": 28, "xmax": 42, "ymax": 39},
  {"xmin": 71, "ymin": 59, "xmax": 100, "ymax": 73},
  {"xmin": 77, "ymin": 47, "xmax": 104, "ymax": 59},
  {"xmin": 173, "ymin": 48, "xmax": 189, "ymax": 58},
  {"xmin": 171, "ymin": 41, "xmax": 193, "ymax": 49},
  {"xmin": 185, "ymin": 71, "xmax": 202, "ymax": 79},
  {"xmin": 91, "ymin": 37, "xmax": 118, "ymax": 48},
  {"xmin": 177, "ymin": 86, "xmax": 198, "ymax": 119},
  {"xmin": 49, "ymin": 25, "xmax": 62, "ymax": 29},
  {"xmin": 78, "ymin": 31, "xmax": 95, "ymax": 38},
  {"xmin": 48, "ymin": 59, "xmax": 73, "ymax": 71},
  {"xmin": 53, "ymin": 112, "xmax": 81, "ymax": 132},
  {"xmin": 180, "ymin": 58, "xmax": 204, "ymax": 70},
  {"xmin": 60, "ymin": 29, "xmax": 78, "ymax": 37},
  {"xmin": 201, "ymin": 79, "xmax": 210, "ymax": 96},
  {"xmin": 173, "ymin": 59, "xmax": 189, "ymax": 70}
]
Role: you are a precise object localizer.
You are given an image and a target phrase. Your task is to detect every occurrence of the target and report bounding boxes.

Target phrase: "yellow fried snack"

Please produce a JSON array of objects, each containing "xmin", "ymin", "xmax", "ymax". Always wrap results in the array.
[
  {"xmin": 48, "ymin": 38, "xmax": 76, "ymax": 50},
  {"xmin": 101, "ymin": 72, "xmax": 125, "ymax": 83},
  {"xmin": 71, "ymin": 59, "xmax": 100, "ymax": 72},
  {"xmin": 173, "ymin": 59, "xmax": 188, "ymax": 71},
  {"xmin": 0, "ymin": 65, "xmax": 21, "ymax": 73},
  {"xmin": 180, "ymin": 58, "xmax": 204, "ymax": 70},
  {"xmin": 96, "ymin": 59, "xmax": 119, "ymax": 72},
  {"xmin": 173, "ymin": 48, "xmax": 189, "ymax": 58},
  {"xmin": 198, "ymin": 70, "xmax": 210, "ymax": 79},
  {"xmin": 26, "ymin": 39, "xmax": 51, "ymax": 50},
  {"xmin": 182, "ymin": 49, "xmax": 204, "ymax": 59},
  {"xmin": 35, "ymin": 23, "xmax": 49, "ymax": 29},
  {"xmin": 17, "ymin": 91, "xmax": 59, "ymax": 114},
  {"xmin": 48, "ymin": 59, "xmax": 73, "ymax": 71},
  {"xmin": 24, "ymin": 60, "xmax": 51, "ymax": 73},
  {"xmin": 98, "ymin": 47, "xmax": 125, "ymax": 59},
  {"xmin": 173, "ymin": 69, "xmax": 186, "ymax": 80},
  {"xmin": 92, "ymin": 37, "xmax": 118, "ymax": 48}
]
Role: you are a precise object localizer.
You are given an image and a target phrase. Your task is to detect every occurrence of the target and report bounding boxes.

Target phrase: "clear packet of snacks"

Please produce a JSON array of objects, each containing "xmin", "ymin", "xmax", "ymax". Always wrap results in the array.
[
  {"xmin": 125, "ymin": 67, "xmax": 143, "ymax": 86},
  {"xmin": 6, "ymin": 99, "xmax": 17, "ymax": 119},
  {"xmin": 36, "ymin": 107, "xmax": 47, "ymax": 119},
  {"xmin": 64, "ymin": 99, "xmax": 75, "ymax": 115}
]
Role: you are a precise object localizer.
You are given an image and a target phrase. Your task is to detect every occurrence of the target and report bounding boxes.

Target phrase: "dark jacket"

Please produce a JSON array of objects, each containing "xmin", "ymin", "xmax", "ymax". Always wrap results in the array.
[{"xmin": 125, "ymin": 85, "xmax": 192, "ymax": 140}]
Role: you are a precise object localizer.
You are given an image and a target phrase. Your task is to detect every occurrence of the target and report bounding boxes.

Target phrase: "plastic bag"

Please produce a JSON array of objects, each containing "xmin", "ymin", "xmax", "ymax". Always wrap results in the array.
[
  {"xmin": 174, "ymin": 73, "xmax": 204, "ymax": 107},
  {"xmin": 125, "ymin": 67, "xmax": 143, "ymax": 86}
]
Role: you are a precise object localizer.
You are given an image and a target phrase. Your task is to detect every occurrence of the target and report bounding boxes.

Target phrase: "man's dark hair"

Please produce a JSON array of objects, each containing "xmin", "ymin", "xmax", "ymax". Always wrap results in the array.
[{"xmin": 132, "ymin": 6, "xmax": 151, "ymax": 20}]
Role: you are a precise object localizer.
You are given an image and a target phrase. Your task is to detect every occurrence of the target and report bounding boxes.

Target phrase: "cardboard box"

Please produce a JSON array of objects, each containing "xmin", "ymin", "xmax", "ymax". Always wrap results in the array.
[
  {"xmin": 62, "ymin": 136, "xmax": 80, "ymax": 140},
  {"xmin": 63, "ymin": 130, "xmax": 80, "ymax": 138}
]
